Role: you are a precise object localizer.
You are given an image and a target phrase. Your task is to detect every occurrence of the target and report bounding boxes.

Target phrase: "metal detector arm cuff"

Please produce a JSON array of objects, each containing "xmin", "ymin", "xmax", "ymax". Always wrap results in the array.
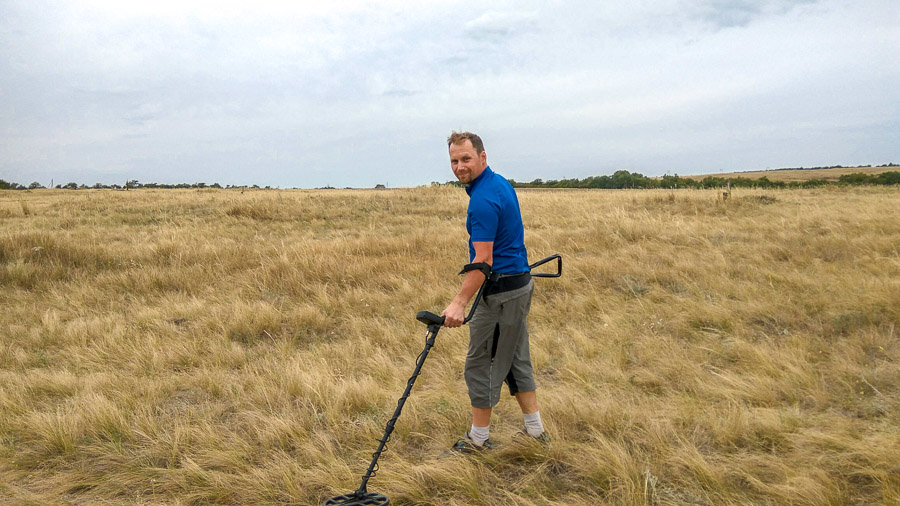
[{"xmin": 458, "ymin": 262, "xmax": 493, "ymax": 279}]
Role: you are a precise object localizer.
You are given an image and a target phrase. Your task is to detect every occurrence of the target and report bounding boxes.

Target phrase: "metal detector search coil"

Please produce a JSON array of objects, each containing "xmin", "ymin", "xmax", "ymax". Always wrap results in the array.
[{"xmin": 324, "ymin": 254, "xmax": 562, "ymax": 506}]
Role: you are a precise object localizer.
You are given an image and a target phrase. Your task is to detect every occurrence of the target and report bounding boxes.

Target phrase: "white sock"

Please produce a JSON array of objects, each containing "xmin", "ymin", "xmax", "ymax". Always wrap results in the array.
[
  {"xmin": 523, "ymin": 411, "xmax": 544, "ymax": 437},
  {"xmin": 469, "ymin": 424, "xmax": 490, "ymax": 446}
]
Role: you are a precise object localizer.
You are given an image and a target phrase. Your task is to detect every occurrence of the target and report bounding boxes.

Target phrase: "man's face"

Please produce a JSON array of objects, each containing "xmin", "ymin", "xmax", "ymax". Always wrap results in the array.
[{"xmin": 449, "ymin": 140, "xmax": 487, "ymax": 185}]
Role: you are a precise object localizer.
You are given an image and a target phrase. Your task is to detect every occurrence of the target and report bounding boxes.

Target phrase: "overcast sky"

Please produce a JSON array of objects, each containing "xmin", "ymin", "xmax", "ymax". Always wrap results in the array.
[{"xmin": 1, "ymin": 0, "xmax": 897, "ymax": 188}]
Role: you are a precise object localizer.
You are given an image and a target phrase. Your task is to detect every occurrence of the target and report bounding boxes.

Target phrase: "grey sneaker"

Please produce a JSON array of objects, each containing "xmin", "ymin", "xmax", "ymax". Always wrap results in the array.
[
  {"xmin": 450, "ymin": 433, "xmax": 494, "ymax": 454},
  {"xmin": 517, "ymin": 427, "xmax": 551, "ymax": 447}
]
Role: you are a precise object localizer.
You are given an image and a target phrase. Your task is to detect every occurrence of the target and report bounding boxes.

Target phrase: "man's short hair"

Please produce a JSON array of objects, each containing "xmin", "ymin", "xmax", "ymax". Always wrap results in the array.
[{"xmin": 447, "ymin": 131, "xmax": 485, "ymax": 155}]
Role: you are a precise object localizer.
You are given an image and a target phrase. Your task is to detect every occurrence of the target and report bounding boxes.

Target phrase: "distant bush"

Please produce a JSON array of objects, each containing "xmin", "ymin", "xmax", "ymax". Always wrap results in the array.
[
  {"xmin": 876, "ymin": 171, "xmax": 900, "ymax": 185},
  {"xmin": 838, "ymin": 172, "xmax": 900, "ymax": 186},
  {"xmin": 838, "ymin": 173, "xmax": 872, "ymax": 185},
  {"xmin": 0, "ymin": 179, "xmax": 24, "ymax": 190}
]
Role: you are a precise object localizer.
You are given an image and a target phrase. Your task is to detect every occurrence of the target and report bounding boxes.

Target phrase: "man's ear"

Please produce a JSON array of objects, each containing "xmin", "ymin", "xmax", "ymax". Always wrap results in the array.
[{"xmin": 480, "ymin": 150, "xmax": 487, "ymax": 168}]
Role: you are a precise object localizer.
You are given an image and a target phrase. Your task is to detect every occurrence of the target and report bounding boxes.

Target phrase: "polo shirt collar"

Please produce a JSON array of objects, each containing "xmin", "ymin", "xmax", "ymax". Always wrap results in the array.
[{"xmin": 466, "ymin": 165, "xmax": 492, "ymax": 195}]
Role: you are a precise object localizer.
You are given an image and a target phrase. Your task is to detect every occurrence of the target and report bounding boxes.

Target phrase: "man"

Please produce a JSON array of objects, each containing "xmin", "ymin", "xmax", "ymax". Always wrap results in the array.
[{"xmin": 441, "ymin": 131, "xmax": 549, "ymax": 452}]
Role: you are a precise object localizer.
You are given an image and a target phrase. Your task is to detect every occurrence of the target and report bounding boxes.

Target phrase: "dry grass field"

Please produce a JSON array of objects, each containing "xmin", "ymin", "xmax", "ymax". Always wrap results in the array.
[
  {"xmin": 681, "ymin": 165, "xmax": 898, "ymax": 182},
  {"xmin": 1, "ymin": 186, "xmax": 898, "ymax": 505}
]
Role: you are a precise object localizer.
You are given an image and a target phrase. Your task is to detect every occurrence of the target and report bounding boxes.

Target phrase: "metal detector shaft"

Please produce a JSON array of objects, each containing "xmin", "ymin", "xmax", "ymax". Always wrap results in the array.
[{"xmin": 354, "ymin": 313, "xmax": 445, "ymax": 499}]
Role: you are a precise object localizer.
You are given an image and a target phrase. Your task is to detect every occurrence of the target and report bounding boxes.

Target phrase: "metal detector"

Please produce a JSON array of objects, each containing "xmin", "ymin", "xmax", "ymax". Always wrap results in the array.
[{"xmin": 324, "ymin": 254, "xmax": 562, "ymax": 506}]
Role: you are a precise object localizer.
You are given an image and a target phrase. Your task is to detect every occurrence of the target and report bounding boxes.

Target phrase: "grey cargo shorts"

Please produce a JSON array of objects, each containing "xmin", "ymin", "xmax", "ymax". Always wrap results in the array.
[{"xmin": 465, "ymin": 279, "xmax": 536, "ymax": 409}]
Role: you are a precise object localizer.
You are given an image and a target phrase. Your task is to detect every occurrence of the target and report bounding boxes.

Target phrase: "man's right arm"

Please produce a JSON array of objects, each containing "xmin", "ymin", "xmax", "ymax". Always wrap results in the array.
[{"xmin": 441, "ymin": 241, "xmax": 493, "ymax": 327}]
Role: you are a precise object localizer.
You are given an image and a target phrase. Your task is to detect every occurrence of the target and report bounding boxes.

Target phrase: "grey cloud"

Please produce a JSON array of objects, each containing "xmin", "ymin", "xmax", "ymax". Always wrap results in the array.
[
  {"xmin": 122, "ymin": 112, "xmax": 157, "ymax": 126},
  {"xmin": 697, "ymin": 0, "xmax": 820, "ymax": 29},
  {"xmin": 442, "ymin": 56, "xmax": 467, "ymax": 65},
  {"xmin": 700, "ymin": 1, "xmax": 763, "ymax": 28},
  {"xmin": 382, "ymin": 89, "xmax": 418, "ymax": 97},
  {"xmin": 464, "ymin": 11, "xmax": 538, "ymax": 42}
]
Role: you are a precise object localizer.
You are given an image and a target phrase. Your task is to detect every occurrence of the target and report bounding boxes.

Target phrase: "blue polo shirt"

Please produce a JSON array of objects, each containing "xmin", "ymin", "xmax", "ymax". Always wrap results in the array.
[{"xmin": 465, "ymin": 166, "xmax": 529, "ymax": 274}]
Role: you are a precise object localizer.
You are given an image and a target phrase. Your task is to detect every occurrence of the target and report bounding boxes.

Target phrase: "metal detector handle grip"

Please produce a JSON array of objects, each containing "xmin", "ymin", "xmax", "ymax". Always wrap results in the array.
[
  {"xmin": 416, "ymin": 310, "xmax": 445, "ymax": 327},
  {"xmin": 529, "ymin": 254, "xmax": 562, "ymax": 278},
  {"xmin": 415, "ymin": 297, "xmax": 480, "ymax": 328}
]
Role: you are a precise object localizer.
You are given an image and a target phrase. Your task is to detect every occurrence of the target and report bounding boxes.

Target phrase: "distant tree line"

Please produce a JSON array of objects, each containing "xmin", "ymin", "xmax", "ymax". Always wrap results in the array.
[
  {"xmin": 504, "ymin": 170, "xmax": 900, "ymax": 189},
  {"xmin": 770, "ymin": 163, "xmax": 897, "ymax": 171},
  {"xmin": 4, "ymin": 168, "xmax": 899, "ymax": 191},
  {"xmin": 434, "ymin": 169, "xmax": 900, "ymax": 189},
  {"xmin": 0, "ymin": 180, "xmax": 278, "ymax": 190}
]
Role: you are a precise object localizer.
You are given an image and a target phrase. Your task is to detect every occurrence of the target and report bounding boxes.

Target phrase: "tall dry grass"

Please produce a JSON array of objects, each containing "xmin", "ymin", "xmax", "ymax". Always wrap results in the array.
[{"xmin": 1, "ymin": 186, "xmax": 898, "ymax": 505}]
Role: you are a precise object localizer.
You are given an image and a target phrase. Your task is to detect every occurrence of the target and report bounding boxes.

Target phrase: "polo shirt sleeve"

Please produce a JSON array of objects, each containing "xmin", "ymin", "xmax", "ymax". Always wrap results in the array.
[{"xmin": 468, "ymin": 194, "xmax": 500, "ymax": 242}]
